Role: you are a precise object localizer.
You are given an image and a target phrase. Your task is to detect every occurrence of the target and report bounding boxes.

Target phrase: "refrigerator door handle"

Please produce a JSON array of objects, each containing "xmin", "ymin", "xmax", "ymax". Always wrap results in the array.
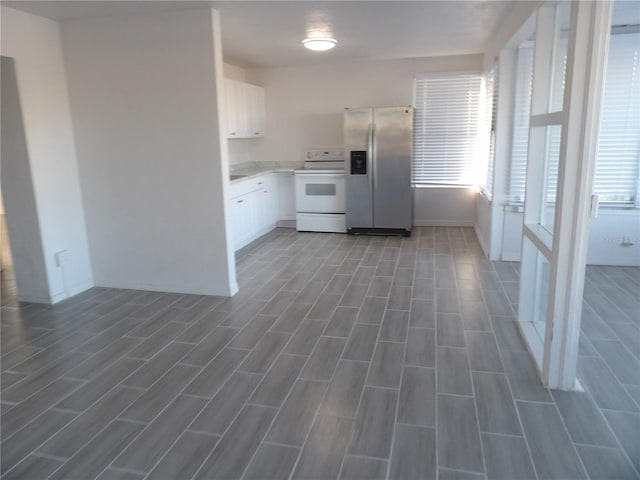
[
  {"xmin": 371, "ymin": 123, "xmax": 377, "ymax": 190},
  {"xmin": 367, "ymin": 123, "xmax": 374, "ymax": 193}
]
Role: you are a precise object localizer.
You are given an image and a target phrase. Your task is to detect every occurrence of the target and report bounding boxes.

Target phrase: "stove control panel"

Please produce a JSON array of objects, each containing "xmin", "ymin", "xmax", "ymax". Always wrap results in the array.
[{"xmin": 305, "ymin": 149, "xmax": 345, "ymax": 161}]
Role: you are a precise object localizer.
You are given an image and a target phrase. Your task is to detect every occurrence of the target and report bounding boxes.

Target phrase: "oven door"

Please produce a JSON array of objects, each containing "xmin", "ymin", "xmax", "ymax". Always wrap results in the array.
[{"xmin": 295, "ymin": 172, "xmax": 345, "ymax": 213}]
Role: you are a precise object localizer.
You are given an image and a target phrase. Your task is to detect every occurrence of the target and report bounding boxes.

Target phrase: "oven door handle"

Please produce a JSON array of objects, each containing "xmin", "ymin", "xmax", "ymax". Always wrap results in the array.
[{"xmin": 295, "ymin": 173, "xmax": 344, "ymax": 179}]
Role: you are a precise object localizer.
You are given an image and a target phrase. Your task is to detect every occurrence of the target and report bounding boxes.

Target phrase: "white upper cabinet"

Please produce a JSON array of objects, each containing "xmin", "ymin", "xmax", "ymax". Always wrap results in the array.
[
  {"xmin": 244, "ymin": 83, "xmax": 266, "ymax": 138},
  {"xmin": 224, "ymin": 78, "xmax": 266, "ymax": 139}
]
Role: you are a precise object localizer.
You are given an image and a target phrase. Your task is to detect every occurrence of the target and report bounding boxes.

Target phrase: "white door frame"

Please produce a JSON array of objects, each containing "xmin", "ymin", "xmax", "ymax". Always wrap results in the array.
[{"xmin": 517, "ymin": 0, "xmax": 613, "ymax": 390}]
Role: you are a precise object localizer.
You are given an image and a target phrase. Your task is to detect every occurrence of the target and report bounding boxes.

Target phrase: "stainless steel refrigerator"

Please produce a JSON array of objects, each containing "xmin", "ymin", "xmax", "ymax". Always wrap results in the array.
[{"xmin": 344, "ymin": 106, "xmax": 413, "ymax": 236}]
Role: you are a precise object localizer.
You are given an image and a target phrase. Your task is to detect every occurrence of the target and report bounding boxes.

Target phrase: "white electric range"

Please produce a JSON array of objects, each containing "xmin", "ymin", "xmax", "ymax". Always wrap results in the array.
[{"xmin": 295, "ymin": 149, "xmax": 346, "ymax": 233}]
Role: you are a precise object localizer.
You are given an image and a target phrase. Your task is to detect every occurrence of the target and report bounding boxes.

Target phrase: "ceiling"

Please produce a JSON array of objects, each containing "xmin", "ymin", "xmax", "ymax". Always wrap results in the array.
[
  {"xmin": 8, "ymin": 0, "xmax": 637, "ymax": 69},
  {"xmin": 3, "ymin": 0, "xmax": 531, "ymax": 68}
]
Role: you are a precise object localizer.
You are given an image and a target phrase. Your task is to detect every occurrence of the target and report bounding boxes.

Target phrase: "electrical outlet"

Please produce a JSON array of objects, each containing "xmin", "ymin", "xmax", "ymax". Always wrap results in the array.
[
  {"xmin": 54, "ymin": 250, "xmax": 69, "ymax": 268},
  {"xmin": 621, "ymin": 236, "xmax": 635, "ymax": 247}
]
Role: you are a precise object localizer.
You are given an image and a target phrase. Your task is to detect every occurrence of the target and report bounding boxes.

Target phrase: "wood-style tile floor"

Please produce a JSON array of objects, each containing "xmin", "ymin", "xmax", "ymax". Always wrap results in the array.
[{"xmin": 1, "ymin": 227, "xmax": 638, "ymax": 479}]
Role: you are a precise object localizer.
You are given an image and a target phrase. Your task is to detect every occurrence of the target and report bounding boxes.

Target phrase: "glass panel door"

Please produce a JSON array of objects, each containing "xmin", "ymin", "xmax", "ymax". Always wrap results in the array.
[
  {"xmin": 518, "ymin": 1, "xmax": 570, "ymax": 364},
  {"xmin": 516, "ymin": 0, "xmax": 612, "ymax": 389}
]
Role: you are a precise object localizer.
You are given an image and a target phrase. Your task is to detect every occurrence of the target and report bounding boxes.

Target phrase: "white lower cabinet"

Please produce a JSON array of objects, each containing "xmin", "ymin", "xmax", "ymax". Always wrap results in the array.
[{"xmin": 230, "ymin": 173, "xmax": 278, "ymax": 251}]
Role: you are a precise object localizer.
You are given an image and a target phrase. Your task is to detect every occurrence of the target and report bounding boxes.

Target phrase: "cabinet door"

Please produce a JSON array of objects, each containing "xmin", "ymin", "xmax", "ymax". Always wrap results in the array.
[
  {"xmin": 231, "ymin": 194, "xmax": 247, "ymax": 250},
  {"xmin": 225, "ymin": 79, "xmax": 246, "ymax": 139},
  {"xmin": 245, "ymin": 84, "xmax": 266, "ymax": 137},
  {"xmin": 255, "ymin": 175, "xmax": 276, "ymax": 230},
  {"xmin": 277, "ymin": 172, "xmax": 296, "ymax": 220}
]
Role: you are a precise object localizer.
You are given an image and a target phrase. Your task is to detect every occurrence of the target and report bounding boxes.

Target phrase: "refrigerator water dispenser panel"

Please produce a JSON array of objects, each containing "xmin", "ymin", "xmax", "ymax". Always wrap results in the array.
[{"xmin": 351, "ymin": 151, "xmax": 367, "ymax": 174}]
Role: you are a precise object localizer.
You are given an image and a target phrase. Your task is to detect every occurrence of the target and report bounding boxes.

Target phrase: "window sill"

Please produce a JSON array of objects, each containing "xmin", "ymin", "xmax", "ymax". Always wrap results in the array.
[
  {"xmin": 503, "ymin": 203, "xmax": 639, "ymax": 215},
  {"xmin": 413, "ymin": 184, "xmax": 474, "ymax": 189}
]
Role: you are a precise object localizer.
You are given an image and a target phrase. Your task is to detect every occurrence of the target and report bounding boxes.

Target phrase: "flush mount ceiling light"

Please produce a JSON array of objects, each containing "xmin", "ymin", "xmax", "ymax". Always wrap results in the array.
[{"xmin": 302, "ymin": 37, "xmax": 337, "ymax": 51}]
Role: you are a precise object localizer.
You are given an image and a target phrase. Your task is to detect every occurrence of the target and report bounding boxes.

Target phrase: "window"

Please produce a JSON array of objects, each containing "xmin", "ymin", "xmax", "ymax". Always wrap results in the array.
[
  {"xmin": 482, "ymin": 65, "xmax": 499, "ymax": 199},
  {"xmin": 508, "ymin": 32, "xmax": 640, "ymax": 207},
  {"xmin": 594, "ymin": 31, "xmax": 640, "ymax": 206},
  {"xmin": 508, "ymin": 45, "xmax": 534, "ymax": 204},
  {"xmin": 413, "ymin": 74, "xmax": 483, "ymax": 185}
]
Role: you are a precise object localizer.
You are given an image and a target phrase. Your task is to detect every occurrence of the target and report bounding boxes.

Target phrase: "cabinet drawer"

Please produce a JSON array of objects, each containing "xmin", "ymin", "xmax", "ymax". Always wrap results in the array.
[{"xmin": 230, "ymin": 173, "xmax": 274, "ymax": 198}]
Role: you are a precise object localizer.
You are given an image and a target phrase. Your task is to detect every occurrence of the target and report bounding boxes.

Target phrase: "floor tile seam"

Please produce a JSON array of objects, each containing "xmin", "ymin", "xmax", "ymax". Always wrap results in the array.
[
  {"xmin": 39, "ymin": 404, "xmax": 149, "ymax": 478},
  {"xmin": 134, "ymin": 424, "xmax": 223, "ymax": 479},
  {"xmin": 450, "ymin": 247, "xmax": 490, "ymax": 477},
  {"xmin": 48, "ymin": 405, "xmax": 85, "ymax": 415},
  {"xmin": 387, "ymin": 276, "xmax": 411, "ymax": 480},
  {"xmin": 336, "ymin": 247, "xmax": 401, "ymax": 480},
  {"xmin": 0, "ymin": 404, "xmax": 81, "ymax": 476},
  {"xmin": 186, "ymin": 276, "xmax": 340, "ymax": 480},
  {"xmin": 476, "ymin": 267, "xmax": 540, "ymax": 479},
  {"xmin": 572, "ymin": 441, "xmax": 629, "ymax": 451},
  {"xmin": 598, "ymin": 405, "xmax": 640, "ymax": 415},
  {"xmin": 524, "ymin": 377, "xmax": 591, "ymax": 478},
  {"xmin": 544, "ymin": 389, "xmax": 615, "ymax": 478},
  {"xmin": 104, "ymin": 366, "xmax": 230, "ymax": 479},
  {"xmin": 478, "ymin": 430, "xmax": 526, "ymax": 439},
  {"xmin": 1, "ymin": 367, "xmax": 31, "ymax": 376},
  {"xmin": 412, "ymin": 233, "xmax": 439, "ymax": 480},
  {"xmin": 185, "ymin": 428, "xmax": 222, "ymax": 438},
  {"xmin": 551, "ymin": 379, "xmax": 636, "ymax": 454},
  {"xmin": 11, "ymin": 336, "xmax": 93, "ymax": 379},
  {"xmin": 104, "ymin": 465, "xmax": 147, "ymax": 476},
  {"xmin": 469, "ymin": 367, "xmax": 506, "ymax": 374},
  {"xmin": 439, "ymin": 466, "xmax": 489, "ymax": 477},
  {"xmin": 598, "ymin": 405, "xmax": 640, "ymax": 479},
  {"xmin": 276, "ymin": 291, "xmax": 361, "ymax": 480},
  {"xmin": 63, "ymin": 336, "xmax": 153, "ymax": 384},
  {"xmin": 577, "ymin": 350, "xmax": 640, "ymax": 411},
  {"xmin": 30, "ymin": 451, "xmax": 68, "ymax": 461},
  {"xmin": 1, "ymin": 375, "xmax": 86, "ymax": 444},
  {"xmin": 589, "ymin": 333, "xmax": 640, "ymax": 372},
  {"xmin": 1, "ymin": 346, "xmax": 45, "ymax": 369}
]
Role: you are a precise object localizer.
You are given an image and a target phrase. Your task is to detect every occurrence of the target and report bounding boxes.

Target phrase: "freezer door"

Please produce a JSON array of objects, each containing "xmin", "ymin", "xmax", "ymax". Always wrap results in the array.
[
  {"xmin": 344, "ymin": 108, "xmax": 373, "ymax": 229},
  {"xmin": 372, "ymin": 107, "xmax": 413, "ymax": 230}
]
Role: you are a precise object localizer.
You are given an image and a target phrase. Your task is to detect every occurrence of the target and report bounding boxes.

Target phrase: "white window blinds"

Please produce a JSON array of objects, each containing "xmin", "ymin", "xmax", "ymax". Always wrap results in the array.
[
  {"xmin": 594, "ymin": 32, "xmax": 640, "ymax": 206},
  {"xmin": 483, "ymin": 65, "xmax": 498, "ymax": 200},
  {"xmin": 508, "ymin": 33, "xmax": 640, "ymax": 207},
  {"xmin": 413, "ymin": 74, "xmax": 483, "ymax": 185},
  {"xmin": 507, "ymin": 46, "xmax": 534, "ymax": 204}
]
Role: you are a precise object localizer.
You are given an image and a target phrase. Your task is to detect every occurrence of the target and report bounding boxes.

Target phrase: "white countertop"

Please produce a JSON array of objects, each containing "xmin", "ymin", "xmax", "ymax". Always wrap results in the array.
[{"xmin": 229, "ymin": 162, "xmax": 302, "ymax": 183}]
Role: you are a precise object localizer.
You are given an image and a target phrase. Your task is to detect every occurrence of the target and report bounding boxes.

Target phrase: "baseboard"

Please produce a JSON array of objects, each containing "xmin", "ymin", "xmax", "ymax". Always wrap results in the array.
[
  {"xmin": 93, "ymin": 279, "xmax": 234, "ymax": 297},
  {"xmin": 67, "ymin": 279, "xmax": 94, "ymax": 298},
  {"xmin": 17, "ymin": 294, "xmax": 54, "ymax": 304},
  {"xmin": 276, "ymin": 220, "xmax": 296, "ymax": 229},
  {"xmin": 502, "ymin": 252, "xmax": 521, "ymax": 262},
  {"xmin": 586, "ymin": 258, "xmax": 640, "ymax": 267},
  {"xmin": 412, "ymin": 220, "xmax": 475, "ymax": 227},
  {"xmin": 474, "ymin": 224, "xmax": 490, "ymax": 258}
]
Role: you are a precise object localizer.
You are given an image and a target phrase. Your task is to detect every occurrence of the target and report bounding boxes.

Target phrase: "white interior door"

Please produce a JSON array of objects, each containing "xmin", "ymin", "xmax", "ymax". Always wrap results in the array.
[{"xmin": 517, "ymin": 0, "xmax": 613, "ymax": 389}]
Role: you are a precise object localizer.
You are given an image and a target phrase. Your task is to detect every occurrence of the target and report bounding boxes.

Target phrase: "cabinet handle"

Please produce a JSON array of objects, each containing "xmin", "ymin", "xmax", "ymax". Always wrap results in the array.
[
  {"xmin": 237, "ymin": 199, "xmax": 243, "ymax": 203},
  {"xmin": 258, "ymin": 182, "xmax": 263, "ymax": 185},
  {"xmin": 264, "ymin": 190, "xmax": 268, "ymax": 193},
  {"xmin": 230, "ymin": 132, "xmax": 236, "ymax": 136},
  {"xmin": 254, "ymin": 132, "xmax": 260, "ymax": 135}
]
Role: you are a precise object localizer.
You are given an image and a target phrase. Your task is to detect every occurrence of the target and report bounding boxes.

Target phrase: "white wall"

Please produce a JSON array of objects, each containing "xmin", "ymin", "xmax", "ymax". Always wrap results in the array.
[
  {"xmin": 1, "ymin": 56, "xmax": 50, "ymax": 299},
  {"xmin": 62, "ymin": 8, "xmax": 237, "ymax": 296},
  {"xmin": 483, "ymin": 1, "xmax": 541, "ymax": 70},
  {"xmin": 224, "ymin": 62, "xmax": 247, "ymax": 82},
  {"xmin": 413, "ymin": 187, "xmax": 477, "ymax": 227},
  {"xmin": 1, "ymin": 7, "xmax": 93, "ymax": 303},
  {"xmin": 474, "ymin": 193, "xmax": 492, "ymax": 255},
  {"xmin": 248, "ymin": 54, "xmax": 483, "ymax": 226}
]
